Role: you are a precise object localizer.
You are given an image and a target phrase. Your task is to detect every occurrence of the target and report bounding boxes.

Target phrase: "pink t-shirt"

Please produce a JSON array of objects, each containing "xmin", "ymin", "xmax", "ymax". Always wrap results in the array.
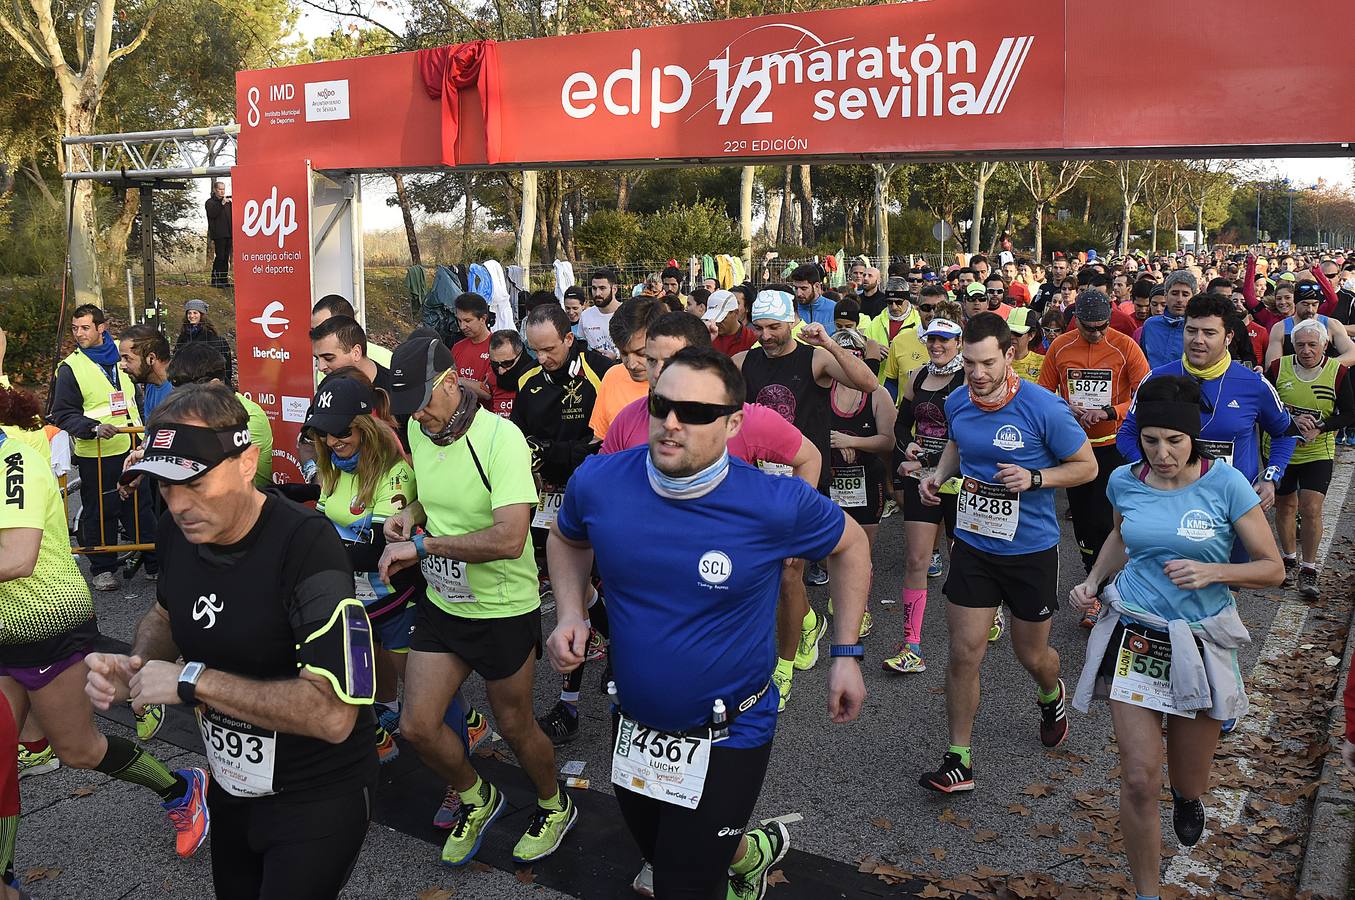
[{"xmin": 600, "ymin": 395, "xmax": 803, "ymax": 466}]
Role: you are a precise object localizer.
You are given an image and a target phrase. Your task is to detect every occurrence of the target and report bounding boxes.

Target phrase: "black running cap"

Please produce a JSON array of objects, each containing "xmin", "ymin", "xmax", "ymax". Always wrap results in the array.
[{"xmin": 120, "ymin": 423, "xmax": 252, "ymax": 485}]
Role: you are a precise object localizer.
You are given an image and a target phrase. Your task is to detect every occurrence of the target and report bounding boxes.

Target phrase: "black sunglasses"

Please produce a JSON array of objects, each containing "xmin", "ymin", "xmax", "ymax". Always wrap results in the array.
[
  {"xmin": 648, "ymin": 393, "xmax": 740, "ymax": 425},
  {"xmin": 917, "ymin": 304, "xmax": 937, "ymax": 313},
  {"xmin": 489, "ymin": 356, "xmax": 520, "ymax": 370},
  {"xmin": 986, "ymin": 288, "xmax": 1005, "ymax": 295},
  {"xmin": 305, "ymin": 423, "xmax": 353, "ymax": 441},
  {"xmin": 888, "ymin": 297, "xmax": 907, "ymax": 305},
  {"xmin": 907, "ymin": 277, "xmax": 924, "ymax": 283},
  {"xmin": 1077, "ymin": 320, "xmax": 1110, "ymax": 332}
]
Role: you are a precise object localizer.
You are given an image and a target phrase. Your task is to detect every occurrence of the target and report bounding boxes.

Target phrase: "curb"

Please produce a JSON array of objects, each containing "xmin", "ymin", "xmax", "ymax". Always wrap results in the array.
[{"xmin": 1297, "ymin": 566, "xmax": 1355, "ymax": 898}]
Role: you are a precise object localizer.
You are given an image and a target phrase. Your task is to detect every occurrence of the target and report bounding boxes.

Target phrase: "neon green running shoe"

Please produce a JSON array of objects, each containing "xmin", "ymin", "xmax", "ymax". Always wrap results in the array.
[
  {"xmin": 827, "ymin": 598, "xmax": 872, "ymax": 639},
  {"xmin": 882, "ymin": 643, "xmax": 926, "ymax": 674},
  {"xmin": 440, "ymin": 782, "xmax": 505, "ymax": 867},
  {"xmin": 772, "ymin": 666, "xmax": 792, "ymax": 712},
  {"xmin": 136, "ymin": 703, "xmax": 165, "ymax": 742},
  {"xmin": 727, "ymin": 821, "xmax": 790, "ymax": 900},
  {"xmin": 17, "ymin": 744, "xmax": 59, "ymax": 779},
  {"xmin": 793, "ymin": 610, "xmax": 827, "ymax": 671},
  {"xmin": 512, "ymin": 792, "xmax": 578, "ymax": 862},
  {"xmin": 988, "ymin": 608, "xmax": 1005, "ymax": 643}
]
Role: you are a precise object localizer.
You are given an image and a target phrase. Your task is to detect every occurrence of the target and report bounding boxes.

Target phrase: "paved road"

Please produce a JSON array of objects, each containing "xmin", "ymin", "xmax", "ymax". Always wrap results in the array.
[{"xmin": 15, "ymin": 455, "xmax": 1355, "ymax": 899}]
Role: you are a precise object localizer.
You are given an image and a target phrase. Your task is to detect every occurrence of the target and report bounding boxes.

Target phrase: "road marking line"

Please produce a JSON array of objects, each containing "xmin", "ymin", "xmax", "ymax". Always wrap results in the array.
[{"xmin": 1165, "ymin": 460, "xmax": 1353, "ymax": 892}]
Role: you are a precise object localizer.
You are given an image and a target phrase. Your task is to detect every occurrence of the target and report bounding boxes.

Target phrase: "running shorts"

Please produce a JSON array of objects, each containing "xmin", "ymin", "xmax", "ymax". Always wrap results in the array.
[
  {"xmin": 1277, "ymin": 459, "xmax": 1334, "ymax": 496},
  {"xmin": 943, "ymin": 539, "xmax": 1059, "ymax": 623},
  {"xmin": 900, "ymin": 477, "xmax": 957, "ymax": 536},
  {"xmin": 410, "ymin": 601, "xmax": 542, "ymax": 682}
]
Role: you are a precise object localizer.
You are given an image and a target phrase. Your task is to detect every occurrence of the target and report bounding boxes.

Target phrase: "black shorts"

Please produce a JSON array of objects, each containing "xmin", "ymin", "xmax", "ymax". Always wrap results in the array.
[
  {"xmin": 830, "ymin": 464, "xmax": 885, "ymax": 526},
  {"xmin": 410, "ymin": 600, "xmax": 541, "ymax": 682},
  {"xmin": 0, "ymin": 619, "xmax": 99, "ymax": 670},
  {"xmin": 943, "ymin": 539, "xmax": 1059, "ymax": 623},
  {"xmin": 900, "ymin": 477, "xmax": 957, "ymax": 535},
  {"xmin": 1277, "ymin": 459, "xmax": 1334, "ymax": 496}
]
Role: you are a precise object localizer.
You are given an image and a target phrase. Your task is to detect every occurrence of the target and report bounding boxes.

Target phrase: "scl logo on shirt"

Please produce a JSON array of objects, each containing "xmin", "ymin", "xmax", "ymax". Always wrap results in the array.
[
  {"xmin": 698, "ymin": 551, "xmax": 733, "ymax": 587},
  {"xmin": 993, "ymin": 424, "xmax": 1025, "ymax": 451},
  {"xmin": 1176, "ymin": 509, "xmax": 1218, "ymax": 542}
]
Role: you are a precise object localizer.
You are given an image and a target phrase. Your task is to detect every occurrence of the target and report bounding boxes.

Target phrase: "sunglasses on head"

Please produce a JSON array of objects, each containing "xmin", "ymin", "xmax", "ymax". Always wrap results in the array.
[{"xmin": 648, "ymin": 393, "xmax": 740, "ymax": 425}]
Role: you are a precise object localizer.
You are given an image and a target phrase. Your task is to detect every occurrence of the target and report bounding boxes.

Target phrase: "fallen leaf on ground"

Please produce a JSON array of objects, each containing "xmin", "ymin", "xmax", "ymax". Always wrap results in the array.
[
  {"xmin": 23, "ymin": 868, "xmax": 59, "ymax": 883},
  {"xmin": 514, "ymin": 868, "xmax": 535, "ymax": 885},
  {"xmin": 69, "ymin": 786, "xmax": 96, "ymax": 798},
  {"xmin": 930, "ymin": 847, "xmax": 946, "ymax": 860},
  {"xmin": 416, "ymin": 890, "xmax": 454, "ymax": 900},
  {"xmin": 1007, "ymin": 803, "xmax": 1032, "ymax": 817},
  {"xmin": 766, "ymin": 869, "xmax": 788, "ymax": 887},
  {"xmin": 869, "ymin": 816, "xmax": 892, "ymax": 831},
  {"xmin": 1022, "ymin": 783, "xmax": 1054, "ymax": 798},
  {"xmin": 1028, "ymin": 822, "xmax": 1061, "ymax": 839}
]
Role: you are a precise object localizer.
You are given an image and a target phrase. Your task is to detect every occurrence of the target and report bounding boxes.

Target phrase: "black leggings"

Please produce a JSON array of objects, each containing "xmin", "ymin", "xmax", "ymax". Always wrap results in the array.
[
  {"xmin": 1066, "ymin": 443, "xmax": 1124, "ymax": 574},
  {"xmin": 612, "ymin": 720, "xmax": 773, "ymax": 900},
  {"xmin": 208, "ymin": 781, "xmax": 372, "ymax": 899}
]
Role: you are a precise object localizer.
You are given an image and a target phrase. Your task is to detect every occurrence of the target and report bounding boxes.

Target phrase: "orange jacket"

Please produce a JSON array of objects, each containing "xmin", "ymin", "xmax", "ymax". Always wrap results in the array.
[{"xmin": 1038, "ymin": 327, "xmax": 1149, "ymax": 445}]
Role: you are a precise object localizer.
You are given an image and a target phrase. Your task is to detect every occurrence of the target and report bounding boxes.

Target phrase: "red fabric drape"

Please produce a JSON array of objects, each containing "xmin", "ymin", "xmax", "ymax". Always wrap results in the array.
[{"xmin": 417, "ymin": 41, "xmax": 501, "ymax": 166}]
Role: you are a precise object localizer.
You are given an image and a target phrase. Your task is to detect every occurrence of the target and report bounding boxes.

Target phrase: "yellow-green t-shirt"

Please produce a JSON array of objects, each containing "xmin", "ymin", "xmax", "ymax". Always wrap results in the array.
[
  {"xmin": 318, "ymin": 460, "xmax": 416, "ymax": 604},
  {"xmin": 407, "ymin": 408, "xmax": 540, "ymax": 619},
  {"xmin": 1013, "ymin": 351, "xmax": 1045, "ymax": 383},
  {"xmin": 236, "ymin": 392, "xmax": 274, "ymax": 486},
  {"xmin": 0, "ymin": 437, "xmax": 94, "ymax": 647},
  {"xmin": 882, "ymin": 329, "xmax": 928, "ymax": 387}
]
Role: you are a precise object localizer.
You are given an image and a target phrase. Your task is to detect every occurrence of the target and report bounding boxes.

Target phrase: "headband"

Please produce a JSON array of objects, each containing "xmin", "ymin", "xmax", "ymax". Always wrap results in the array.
[{"xmin": 1135, "ymin": 401, "xmax": 1201, "ymax": 439}]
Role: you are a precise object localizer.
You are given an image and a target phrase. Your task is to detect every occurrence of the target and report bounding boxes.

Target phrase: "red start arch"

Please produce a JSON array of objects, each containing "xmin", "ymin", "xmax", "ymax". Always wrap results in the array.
[{"xmin": 230, "ymin": 0, "xmax": 1354, "ymax": 480}]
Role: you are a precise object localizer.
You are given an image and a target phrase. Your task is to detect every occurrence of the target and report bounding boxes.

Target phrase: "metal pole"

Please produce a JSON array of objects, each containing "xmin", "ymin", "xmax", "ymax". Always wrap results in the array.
[
  {"xmin": 1288, "ymin": 189, "xmax": 1294, "ymax": 246},
  {"xmin": 1255, "ymin": 188, "xmax": 1261, "ymax": 241},
  {"xmin": 126, "ymin": 267, "xmax": 135, "ymax": 322},
  {"xmin": 139, "ymin": 185, "xmax": 157, "ymax": 324}
]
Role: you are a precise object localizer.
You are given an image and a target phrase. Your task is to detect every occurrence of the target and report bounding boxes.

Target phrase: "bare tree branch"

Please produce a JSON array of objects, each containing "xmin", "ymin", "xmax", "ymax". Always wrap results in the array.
[
  {"xmin": 0, "ymin": 2, "xmax": 49, "ymax": 67},
  {"xmin": 108, "ymin": 4, "xmax": 159, "ymax": 63},
  {"xmin": 298, "ymin": 0, "xmax": 406, "ymax": 43}
]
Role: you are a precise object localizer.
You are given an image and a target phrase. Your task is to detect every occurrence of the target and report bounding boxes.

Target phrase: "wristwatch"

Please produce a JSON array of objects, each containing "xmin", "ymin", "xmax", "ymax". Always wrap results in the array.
[
  {"xmin": 178, "ymin": 662, "xmax": 206, "ymax": 704},
  {"xmin": 1101, "ymin": 405, "xmax": 1117, "ymax": 421},
  {"xmin": 1262, "ymin": 465, "xmax": 1281, "ymax": 484},
  {"xmin": 830, "ymin": 643, "xmax": 865, "ymax": 659},
  {"xmin": 412, "ymin": 531, "xmax": 428, "ymax": 560},
  {"xmin": 1029, "ymin": 468, "xmax": 1044, "ymax": 489}
]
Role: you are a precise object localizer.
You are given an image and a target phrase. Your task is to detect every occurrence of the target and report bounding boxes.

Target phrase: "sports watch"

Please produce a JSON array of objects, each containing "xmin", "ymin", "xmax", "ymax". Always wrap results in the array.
[
  {"xmin": 830, "ymin": 643, "xmax": 865, "ymax": 659},
  {"xmin": 1029, "ymin": 468, "xmax": 1044, "ymax": 490},
  {"xmin": 1101, "ymin": 405, "xmax": 1117, "ymax": 421},
  {"xmin": 412, "ymin": 531, "xmax": 428, "ymax": 560},
  {"xmin": 178, "ymin": 661, "xmax": 206, "ymax": 704},
  {"xmin": 1262, "ymin": 465, "xmax": 1281, "ymax": 484}
]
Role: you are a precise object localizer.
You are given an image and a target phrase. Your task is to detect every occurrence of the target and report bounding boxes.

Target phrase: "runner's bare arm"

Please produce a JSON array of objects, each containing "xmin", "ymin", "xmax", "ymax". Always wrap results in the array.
[
  {"xmin": 133, "ymin": 664, "xmax": 359, "ymax": 744},
  {"xmin": 1007, "ymin": 438, "xmax": 1097, "ymax": 491},
  {"xmin": 130, "ymin": 601, "xmax": 181, "ymax": 663},
  {"xmin": 789, "ymin": 435, "xmax": 822, "ymax": 488},
  {"xmin": 545, "ymin": 523, "xmax": 594, "ymax": 673},
  {"xmin": 1070, "ymin": 512, "xmax": 1129, "ymax": 611},
  {"xmin": 0, "ymin": 527, "xmax": 40, "ymax": 580},
  {"xmin": 419, "ymin": 502, "xmax": 531, "ymax": 564},
  {"xmin": 812, "ymin": 341, "xmax": 879, "ymax": 394},
  {"xmin": 824, "ymin": 516, "xmax": 869, "ymax": 724}
]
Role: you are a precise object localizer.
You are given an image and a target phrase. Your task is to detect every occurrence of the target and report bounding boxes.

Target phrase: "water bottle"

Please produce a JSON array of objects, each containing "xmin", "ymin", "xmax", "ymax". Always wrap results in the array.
[
  {"xmin": 712, "ymin": 699, "xmax": 728, "ymax": 742},
  {"xmin": 607, "ymin": 680, "xmax": 618, "ymax": 715}
]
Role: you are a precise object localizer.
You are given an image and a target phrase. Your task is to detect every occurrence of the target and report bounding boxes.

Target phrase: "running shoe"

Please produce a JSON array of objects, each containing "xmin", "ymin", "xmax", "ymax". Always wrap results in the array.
[
  {"xmin": 988, "ymin": 608, "xmax": 1005, "ymax": 643},
  {"xmin": 376, "ymin": 725, "xmax": 400, "ymax": 765},
  {"xmin": 881, "ymin": 498, "xmax": 898, "ymax": 519},
  {"xmin": 927, "ymin": 550, "xmax": 944, "ymax": 579},
  {"xmin": 377, "ymin": 703, "xmax": 401, "ymax": 735},
  {"xmin": 92, "ymin": 571, "xmax": 119, "ymax": 591},
  {"xmin": 1282, "ymin": 556, "xmax": 1298, "ymax": 587},
  {"xmin": 772, "ymin": 667, "xmax": 792, "ymax": 712},
  {"xmin": 465, "ymin": 706, "xmax": 492, "ymax": 752},
  {"xmin": 882, "ymin": 643, "xmax": 926, "ymax": 674},
  {"xmin": 726, "ymin": 820, "xmax": 790, "ymax": 900},
  {"xmin": 1171, "ymin": 788, "xmax": 1206, "ymax": 846},
  {"xmin": 433, "ymin": 785, "xmax": 463, "ymax": 829},
  {"xmin": 136, "ymin": 703, "xmax": 165, "ymax": 742},
  {"xmin": 163, "ymin": 767, "xmax": 210, "ymax": 858},
  {"xmin": 585, "ymin": 628, "xmax": 609, "ymax": 662},
  {"xmin": 1079, "ymin": 599, "xmax": 1101, "ymax": 630},
  {"xmin": 512, "ymin": 792, "xmax": 578, "ymax": 862},
  {"xmin": 632, "ymin": 862, "xmax": 655, "ymax": 897},
  {"xmin": 538, "ymin": 577, "xmax": 553, "ymax": 600},
  {"xmin": 803, "ymin": 561, "xmax": 829, "ymax": 586},
  {"xmin": 1299, "ymin": 567, "xmax": 1320, "ymax": 601},
  {"xmin": 440, "ymin": 782, "xmax": 505, "ymax": 867},
  {"xmin": 16, "ymin": 744, "xmax": 58, "ymax": 780},
  {"xmin": 919, "ymin": 751, "xmax": 974, "ymax": 793},
  {"xmin": 793, "ymin": 611, "xmax": 827, "ymax": 671},
  {"xmin": 1037, "ymin": 678, "xmax": 1070, "ymax": 748},
  {"xmin": 1220, "ymin": 717, "xmax": 1238, "ymax": 735},
  {"xmin": 537, "ymin": 700, "xmax": 580, "ymax": 746}
]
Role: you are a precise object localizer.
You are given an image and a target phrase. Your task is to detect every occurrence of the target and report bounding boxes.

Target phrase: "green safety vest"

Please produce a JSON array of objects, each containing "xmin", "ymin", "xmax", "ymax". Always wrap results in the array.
[
  {"xmin": 1269, "ymin": 355, "xmax": 1339, "ymax": 465},
  {"xmin": 61, "ymin": 350, "xmax": 142, "ymax": 458}
]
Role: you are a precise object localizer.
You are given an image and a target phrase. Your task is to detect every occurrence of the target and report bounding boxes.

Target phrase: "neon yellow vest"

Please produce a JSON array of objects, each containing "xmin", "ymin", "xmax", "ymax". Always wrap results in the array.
[
  {"xmin": 1267, "ymin": 355, "xmax": 1339, "ymax": 465},
  {"xmin": 62, "ymin": 350, "xmax": 142, "ymax": 458}
]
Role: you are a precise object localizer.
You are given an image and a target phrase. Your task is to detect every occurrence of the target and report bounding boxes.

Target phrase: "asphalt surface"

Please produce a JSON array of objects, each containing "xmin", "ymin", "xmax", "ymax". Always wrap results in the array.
[{"xmin": 14, "ymin": 455, "xmax": 1355, "ymax": 899}]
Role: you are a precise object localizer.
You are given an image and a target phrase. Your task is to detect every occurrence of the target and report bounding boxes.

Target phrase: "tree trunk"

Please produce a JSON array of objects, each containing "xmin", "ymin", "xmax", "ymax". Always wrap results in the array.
[
  {"xmin": 458, "ymin": 173, "xmax": 474, "ymax": 258},
  {"xmin": 617, "ymin": 172, "xmax": 630, "ymax": 213},
  {"xmin": 796, "ymin": 165, "xmax": 815, "ymax": 246},
  {"xmin": 1082, "ymin": 192, "xmax": 1091, "ymax": 224},
  {"xmin": 63, "ymin": 100, "xmax": 103, "ymax": 306},
  {"xmin": 545, "ymin": 171, "xmax": 565, "ymax": 261},
  {"xmin": 1032, "ymin": 202, "xmax": 1045, "ymax": 261},
  {"xmin": 969, "ymin": 178, "xmax": 987, "ymax": 255},
  {"xmin": 1150, "ymin": 209, "xmax": 1159, "ymax": 253},
  {"xmin": 1118, "ymin": 196, "xmax": 1132, "ymax": 257},
  {"xmin": 516, "ymin": 170, "xmax": 538, "ymax": 270},
  {"xmin": 100, "ymin": 187, "xmax": 140, "ymax": 286},
  {"xmin": 392, "ymin": 174, "xmax": 422, "ymax": 266},
  {"xmin": 763, "ymin": 190, "xmax": 781, "ymax": 245},
  {"xmin": 1195, "ymin": 202, "xmax": 1204, "ymax": 251},
  {"xmin": 1171, "ymin": 209, "xmax": 1180, "ymax": 251},
  {"xmin": 872, "ymin": 164, "xmax": 893, "ymax": 264},
  {"xmin": 777, "ymin": 167, "xmax": 795, "ymax": 247},
  {"xmin": 739, "ymin": 166, "xmax": 755, "ymax": 274}
]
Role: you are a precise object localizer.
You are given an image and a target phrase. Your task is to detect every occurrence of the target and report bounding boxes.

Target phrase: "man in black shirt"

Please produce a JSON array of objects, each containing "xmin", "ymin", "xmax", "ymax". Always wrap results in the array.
[
  {"xmin": 205, "ymin": 181, "xmax": 232, "ymax": 288},
  {"xmin": 310, "ymin": 316, "xmax": 392, "ymax": 395},
  {"xmin": 92, "ymin": 383, "xmax": 378, "ymax": 898},
  {"xmin": 857, "ymin": 266, "xmax": 888, "ymax": 319}
]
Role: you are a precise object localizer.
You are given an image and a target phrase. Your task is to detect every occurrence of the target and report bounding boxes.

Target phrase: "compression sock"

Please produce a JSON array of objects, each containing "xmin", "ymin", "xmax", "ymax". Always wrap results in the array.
[
  {"xmin": 95, "ymin": 735, "xmax": 185, "ymax": 802},
  {"xmin": 19, "ymin": 739, "xmax": 47, "ymax": 754},
  {"xmin": 0, "ymin": 814, "xmax": 14, "ymax": 889},
  {"xmin": 902, "ymin": 588, "xmax": 928, "ymax": 646},
  {"xmin": 459, "ymin": 774, "xmax": 490, "ymax": 807},
  {"xmin": 729, "ymin": 832, "xmax": 764, "ymax": 875},
  {"xmin": 1037, "ymin": 682, "xmax": 1062, "ymax": 704},
  {"xmin": 947, "ymin": 745, "xmax": 972, "ymax": 767},
  {"xmin": 559, "ymin": 693, "xmax": 579, "ymax": 714},
  {"xmin": 562, "ymin": 664, "xmax": 586, "ymax": 702},
  {"xmin": 587, "ymin": 591, "xmax": 610, "ymax": 638},
  {"xmin": 538, "ymin": 790, "xmax": 565, "ymax": 812}
]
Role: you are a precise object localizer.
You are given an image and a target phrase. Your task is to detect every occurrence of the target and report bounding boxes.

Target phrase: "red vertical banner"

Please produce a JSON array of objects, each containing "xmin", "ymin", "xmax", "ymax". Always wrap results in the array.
[{"xmin": 232, "ymin": 160, "xmax": 314, "ymax": 482}]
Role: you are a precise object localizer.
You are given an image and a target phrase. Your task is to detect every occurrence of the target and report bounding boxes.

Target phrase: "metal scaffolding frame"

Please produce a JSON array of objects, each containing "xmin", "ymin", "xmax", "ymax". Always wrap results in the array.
[{"xmin": 61, "ymin": 124, "xmax": 240, "ymax": 322}]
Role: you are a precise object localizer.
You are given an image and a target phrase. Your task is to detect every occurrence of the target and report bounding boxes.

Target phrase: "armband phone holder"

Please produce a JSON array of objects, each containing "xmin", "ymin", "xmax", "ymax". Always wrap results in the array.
[{"xmin": 299, "ymin": 598, "xmax": 376, "ymax": 704}]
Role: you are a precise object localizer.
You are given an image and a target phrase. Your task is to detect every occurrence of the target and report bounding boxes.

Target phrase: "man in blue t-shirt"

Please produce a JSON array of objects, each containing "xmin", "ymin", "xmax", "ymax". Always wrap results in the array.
[
  {"xmin": 1137, "ymin": 270, "xmax": 1196, "ymax": 368},
  {"xmin": 547, "ymin": 347, "xmax": 871, "ymax": 900},
  {"xmin": 916, "ymin": 313, "xmax": 1096, "ymax": 796},
  {"xmin": 1118, "ymin": 292, "xmax": 1298, "ymax": 557}
]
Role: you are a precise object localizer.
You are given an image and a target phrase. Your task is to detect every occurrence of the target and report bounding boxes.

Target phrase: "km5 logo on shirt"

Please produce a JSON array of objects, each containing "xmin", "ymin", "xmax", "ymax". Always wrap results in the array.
[
  {"xmin": 193, "ymin": 593, "xmax": 225, "ymax": 629},
  {"xmin": 992, "ymin": 424, "xmax": 1025, "ymax": 451}
]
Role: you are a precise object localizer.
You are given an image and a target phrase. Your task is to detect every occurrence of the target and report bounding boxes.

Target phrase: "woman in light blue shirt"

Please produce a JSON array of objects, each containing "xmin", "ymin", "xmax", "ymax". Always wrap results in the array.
[{"xmin": 1068, "ymin": 374, "xmax": 1283, "ymax": 900}]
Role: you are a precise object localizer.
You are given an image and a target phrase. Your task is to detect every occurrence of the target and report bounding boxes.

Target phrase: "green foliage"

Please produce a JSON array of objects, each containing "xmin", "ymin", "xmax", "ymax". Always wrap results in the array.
[
  {"xmin": 0, "ymin": 279, "xmax": 62, "ymax": 385},
  {"xmin": 0, "ymin": 185, "xmax": 63, "ymax": 277},
  {"xmin": 575, "ymin": 201, "xmax": 740, "ymax": 264},
  {"xmin": 573, "ymin": 209, "xmax": 644, "ymax": 264},
  {"xmin": 1041, "ymin": 220, "xmax": 1109, "ymax": 258},
  {"xmin": 888, "ymin": 209, "xmax": 938, "ymax": 256}
]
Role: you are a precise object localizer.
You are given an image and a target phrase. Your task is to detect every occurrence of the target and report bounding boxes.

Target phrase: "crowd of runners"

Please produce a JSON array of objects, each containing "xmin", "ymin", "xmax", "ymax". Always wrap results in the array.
[{"xmin": 0, "ymin": 244, "xmax": 1351, "ymax": 899}]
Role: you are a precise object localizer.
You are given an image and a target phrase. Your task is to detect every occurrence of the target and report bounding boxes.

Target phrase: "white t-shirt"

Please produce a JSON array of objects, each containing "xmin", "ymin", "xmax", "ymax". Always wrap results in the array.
[{"xmin": 579, "ymin": 306, "xmax": 618, "ymax": 358}]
